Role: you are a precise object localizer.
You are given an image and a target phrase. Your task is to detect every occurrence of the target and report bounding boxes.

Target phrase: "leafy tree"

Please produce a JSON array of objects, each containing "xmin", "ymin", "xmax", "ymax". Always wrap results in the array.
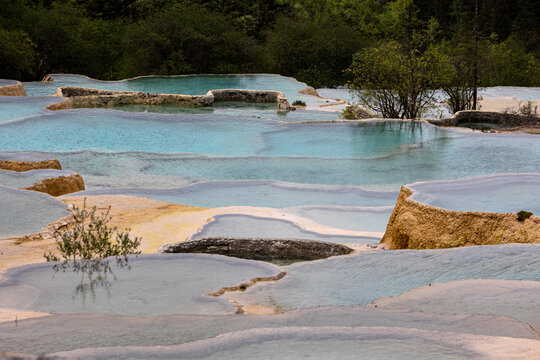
[
  {"xmin": 348, "ymin": 41, "xmax": 448, "ymax": 118},
  {"xmin": 264, "ymin": 15, "xmax": 362, "ymax": 87},
  {"xmin": 483, "ymin": 36, "xmax": 540, "ymax": 86},
  {"xmin": 0, "ymin": 29, "xmax": 36, "ymax": 80},
  {"xmin": 348, "ymin": 0, "xmax": 449, "ymax": 119}
]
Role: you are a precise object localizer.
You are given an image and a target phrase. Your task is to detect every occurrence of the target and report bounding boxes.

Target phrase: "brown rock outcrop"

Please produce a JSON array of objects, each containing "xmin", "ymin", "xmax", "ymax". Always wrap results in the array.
[
  {"xmin": 0, "ymin": 82, "xmax": 26, "ymax": 96},
  {"xmin": 298, "ymin": 87, "xmax": 321, "ymax": 98},
  {"xmin": 0, "ymin": 159, "xmax": 62, "ymax": 172},
  {"xmin": 381, "ymin": 187, "xmax": 540, "ymax": 249},
  {"xmin": 160, "ymin": 237, "xmax": 353, "ymax": 261},
  {"xmin": 23, "ymin": 173, "xmax": 85, "ymax": 196}
]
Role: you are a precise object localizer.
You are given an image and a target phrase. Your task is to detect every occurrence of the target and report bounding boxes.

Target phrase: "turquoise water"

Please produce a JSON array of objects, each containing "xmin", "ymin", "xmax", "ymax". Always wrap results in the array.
[
  {"xmin": 191, "ymin": 214, "xmax": 378, "ymax": 243},
  {"xmin": 0, "ymin": 253, "xmax": 281, "ymax": 315},
  {"xmin": 23, "ymin": 74, "xmax": 329, "ymax": 106},
  {"xmin": 40, "ymin": 129, "xmax": 540, "ymax": 190},
  {"xmin": 0, "ymin": 111, "xmax": 443, "ymax": 158},
  {"xmin": 1, "ymin": 113, "xmax": 538, "ymax": 190},
  {"xmin": 2, "ymin": 74, "xmax": 540, "ymax": 359},
  {"xmin": 112, "ymin": 102, "xmax": 339, "ymax": 122},
  {"xmin": 0, "ymin": 96, "xmax": 60, "ymax": 123}
]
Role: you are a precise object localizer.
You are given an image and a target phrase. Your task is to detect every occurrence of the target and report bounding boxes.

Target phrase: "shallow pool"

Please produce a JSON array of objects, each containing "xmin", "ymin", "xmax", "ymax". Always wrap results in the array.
[
  {"xmin": 0, "ymin": 185, "xmax": 69, "ymax": 238},
  {"xmin": 0, "ymin": 253, "xmax": 281, "ymax": 315},
  {"xmin": 408, "ymin": 173, "xmax": 540, "ymax": 213},
  {"xmin": 232, "ymin": 244, "xmax": 540, "ymax": 311},
  {"xmin": 23, "ymin": 74, "xmax": 330, "ymax": 106},
  {"xmin": 191, "ymin": 214, "xmax": 378, "ymax": 244}
]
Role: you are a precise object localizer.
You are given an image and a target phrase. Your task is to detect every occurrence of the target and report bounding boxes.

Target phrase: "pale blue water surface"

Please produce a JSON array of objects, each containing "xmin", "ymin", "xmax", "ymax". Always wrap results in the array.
[
  {"xmin": 0, "ymin": 168, "xmax": 75, "ymax": 188},
  {"xmin": 0, "ymin": 253, "xmax": 281, "ymax": 316},
  {"xmin": 408, "ymin": 173, "xmax": 540, "ymax": 213},
  {"xmin": 233, "ymin": 244, "xmax": 540, "ymax": 311},
  {"xmin": 191, "ymin": 214, "xmax": 378, "ymax": 243},
  {"xmin": 0, "ymin": 185, "xmax": 69, "ymax": 238}
]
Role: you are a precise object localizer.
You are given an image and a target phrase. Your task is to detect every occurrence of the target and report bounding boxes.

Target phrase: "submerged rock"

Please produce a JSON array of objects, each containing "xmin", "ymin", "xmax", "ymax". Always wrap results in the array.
[{"xmin": 160, "ymin": 237, "xmax": 353, "ymax": 261}]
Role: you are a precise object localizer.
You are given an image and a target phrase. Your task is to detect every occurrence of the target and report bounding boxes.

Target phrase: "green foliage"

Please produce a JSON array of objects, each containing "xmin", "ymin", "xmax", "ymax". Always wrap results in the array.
[
  {"xmin": 44, "ymin": 200, "xmax": 141, "ymax": 271},
  {"xmin": 292, "ymin": 100, "xmax": 306, "ymax": 106},
  {"xmin": 483, "ymin": 37, "xmax": 540, "ymax": 87},
  {"xmin": 0, "ymin": 0, "xmax": 538, "ymax": 88},
  {"xmin": 341, "ymin": 104, "xmax": 372, "ymax": 119},
  {"xmin": 341, "ymin": 105, "xmax": 358, "ymax": 120},
  {"xmin": 0, "ymin": 28, "xmax": 36, "ymax": 80},
  {"xmin": 264, "ymin": 15, "xmax": 362, "ymax": 87},
  {"xmin": 436, "ymin": 38, "xmax": 486, "ymax": 114},
  {"xmin": 348, "ymin": 40, "xmax": 449, "ymax": 119},
  {"xmin": 517, "ymin": 210, "xmax": 533, "ymax": 222}
]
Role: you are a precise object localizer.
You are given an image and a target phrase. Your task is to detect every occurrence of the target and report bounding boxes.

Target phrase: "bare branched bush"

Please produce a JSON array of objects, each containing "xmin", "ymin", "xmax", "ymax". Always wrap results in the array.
[{"xmin": 44, "ymin": 200, "xmax": 141, "ymax": 272}]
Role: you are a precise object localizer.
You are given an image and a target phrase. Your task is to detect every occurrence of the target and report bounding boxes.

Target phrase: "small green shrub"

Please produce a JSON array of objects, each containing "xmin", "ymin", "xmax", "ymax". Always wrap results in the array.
[
  {"xmin": 341, "ymin": 104, "xmax": 372, "ymax": 119},
  {"xmin": 517, "ymin": 210, "xmax": 533, "ymax": 222},
  {"xmin": 341, "ymin": 105, "xmax": 357, "ymax": 119},
  {"xmin": 292, "ymin": 100, "xmax": 306, "ymax": 106},
  {"xmin": 44, "ymin": 200, "xmax": 141, "ymax": 271}
]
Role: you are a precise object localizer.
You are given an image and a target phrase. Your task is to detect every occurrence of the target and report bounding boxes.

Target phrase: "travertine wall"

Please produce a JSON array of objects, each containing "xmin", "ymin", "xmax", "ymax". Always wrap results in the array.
[
  {"xmin": 23, "ymin": 173, "xmax": 85, "ymax": 197},
  {"xmin": 381, "ymin": 186, "xmax": 540, "ymax": 249},
  {"xmin": 0, "ymin": 159, "xmax": 62, "ymax": 172},
  {"xmin": 47, "ymin": 86, "xmax": 291, "ymax": 111},
  {"xmin": 430, "ymin": 110, "xmax": 539, "ymax": 128},
  {"xmin": 0, "ymin": 82, "xmax": 27, "ymax": 96}
]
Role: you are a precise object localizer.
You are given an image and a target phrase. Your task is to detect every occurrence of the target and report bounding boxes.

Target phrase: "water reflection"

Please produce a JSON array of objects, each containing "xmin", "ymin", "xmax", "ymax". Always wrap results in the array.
[{"xmin": 51, "ymin": 257, "xmax": 133, "ymax": 302}]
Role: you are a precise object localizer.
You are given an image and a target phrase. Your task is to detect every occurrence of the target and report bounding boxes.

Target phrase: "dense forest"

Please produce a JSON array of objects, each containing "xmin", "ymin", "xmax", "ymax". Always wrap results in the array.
[{"xmin": 1, "ymin": 0, "xmax": 539, "ymax": 87}]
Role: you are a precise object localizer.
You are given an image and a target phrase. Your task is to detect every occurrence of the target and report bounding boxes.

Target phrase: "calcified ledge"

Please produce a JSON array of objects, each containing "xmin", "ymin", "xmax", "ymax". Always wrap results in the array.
[
  {"xmin": 4, "ymin": 212, "xmax": 74, "ymax": 243},
  {"xmin": 430, "ymin": 110, "xmax": 540, "ymax": 129},
  {"xmin": 159, "ymin": 237, "xmax": 354, "ymax": 261},
  {"xmin": 0, "ymin": 158, "xmax": 61, "ymax": 172},
  {"xmin": 23, "ymin": 173, "xmax": 85, "ymax": 197},
  {"xmin": 46, "ymin": 86, "xmax": 291, "ymax": 111},
  {"xmin": 0, "ymin": 81, "xmax": 26, "ymax": 96},
  {"xmin": 381, "ymin": 185, "xmax": 540, "ymax": 250}
]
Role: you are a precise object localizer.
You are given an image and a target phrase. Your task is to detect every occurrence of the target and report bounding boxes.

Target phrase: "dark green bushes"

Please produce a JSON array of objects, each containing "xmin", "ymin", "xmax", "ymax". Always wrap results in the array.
[{"xmin": 0, "ymin": 0, "xmax": 537, "ymax": 88}]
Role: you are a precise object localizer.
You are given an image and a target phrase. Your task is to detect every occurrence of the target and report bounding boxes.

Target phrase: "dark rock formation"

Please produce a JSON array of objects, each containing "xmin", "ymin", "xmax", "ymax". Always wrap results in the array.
[{"xmin": 160, "ymin": 237, "xmax": 353, "ymax": 261}]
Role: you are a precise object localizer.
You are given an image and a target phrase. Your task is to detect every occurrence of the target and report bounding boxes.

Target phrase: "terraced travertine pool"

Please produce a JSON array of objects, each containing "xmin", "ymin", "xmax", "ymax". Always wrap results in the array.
[{"xmin": 0, "ymin": 74, "xmax": 539, "ymax": 359}]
